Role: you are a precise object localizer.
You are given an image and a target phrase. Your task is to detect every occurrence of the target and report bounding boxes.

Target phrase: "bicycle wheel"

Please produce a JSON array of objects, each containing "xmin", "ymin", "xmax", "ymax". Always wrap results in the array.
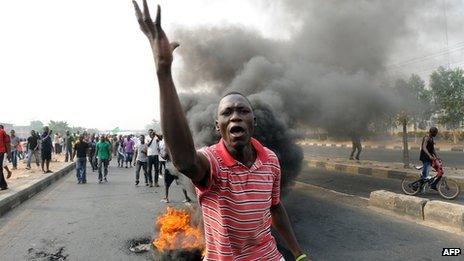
[
  {"xmin": 401, "ymin": 176, "xmax": 421, "ymax": 195},
  {"xmin": 438, "ymin": 178, "xmax": 460, "ymax": 200}
]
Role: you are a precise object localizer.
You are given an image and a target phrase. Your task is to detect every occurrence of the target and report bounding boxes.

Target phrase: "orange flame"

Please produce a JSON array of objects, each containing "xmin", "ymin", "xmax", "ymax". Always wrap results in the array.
[{"xmin": 153, "ymin": 207, "xmax": 204, "ymax": 253}]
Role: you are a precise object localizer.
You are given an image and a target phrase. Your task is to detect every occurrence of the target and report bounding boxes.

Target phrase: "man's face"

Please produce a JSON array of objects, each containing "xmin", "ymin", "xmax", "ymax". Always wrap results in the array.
[
  {"xmin": 31, "ymin": 130, "xmax": 35, "ymax": 136},
  {"xmin": 140, "ymin": 135, "xmax": 145, "ymax": 143},
  {"xmin": 216, "ymin": 94, "xmax": 255, "ymax": 149},
  {"xmin": 431, "ymin": 130, "xmax": 438, "ymax": 137},
  {"xmin": 11, "ymin": 130, "xmax": 15, "ymax": 136},
  {"xmin": 43, "ymin": 127, "xmax": 49, "ymax": 134}
]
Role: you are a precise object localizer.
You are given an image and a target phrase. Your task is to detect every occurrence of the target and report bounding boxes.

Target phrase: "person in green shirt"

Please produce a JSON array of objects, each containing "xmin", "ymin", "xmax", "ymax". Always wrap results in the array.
[
  {"xmin": 64, "ymin": 130, "xmax": 75, "ymax": 162},
  {"xmin": 96, "ymin": 135, "xmax": 112, "ymax": 183}
]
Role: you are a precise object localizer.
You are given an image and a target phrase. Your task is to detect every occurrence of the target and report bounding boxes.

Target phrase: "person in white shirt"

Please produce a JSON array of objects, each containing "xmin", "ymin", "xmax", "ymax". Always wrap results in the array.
[
  {"xmin": 133, "ymin": 135, "xmax": 148, "ymax": 186},
  {"xmin": 158, "ymin": 135, "xmax": 166, "ymax": 176},
  {"xmin": 146, "ymin": 129, "xmax": 160, "ymax": 187}
]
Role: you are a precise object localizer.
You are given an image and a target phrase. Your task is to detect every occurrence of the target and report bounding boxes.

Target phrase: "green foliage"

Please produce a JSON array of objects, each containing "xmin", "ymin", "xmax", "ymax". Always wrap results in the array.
[
  {"xmin": 29, "ymin": 120, "xmax": 44, "ymax": 132},
  {"xmin": 48, "ymin": 120, "xmax": 70, "ymax": 135},
  {"xmin": 430, "ymin": 66, "xmax": 464, "ymax": 128},
  {"xmin": 393, "ymin": 74, "xmax": 432, "ymax": 128}
]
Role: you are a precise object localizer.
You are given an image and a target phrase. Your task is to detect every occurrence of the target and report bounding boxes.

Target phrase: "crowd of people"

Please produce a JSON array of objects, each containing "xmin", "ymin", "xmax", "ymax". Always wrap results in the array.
[{"xmin": 0, "ymin": 125, "xmax": 190, "ymax": 203}]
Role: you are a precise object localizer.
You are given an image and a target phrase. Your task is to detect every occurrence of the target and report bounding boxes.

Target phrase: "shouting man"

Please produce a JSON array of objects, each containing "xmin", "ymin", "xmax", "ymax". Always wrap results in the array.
[{"xmin": 132, "ymin": 1, "xmax": 309, "ymax": 260}]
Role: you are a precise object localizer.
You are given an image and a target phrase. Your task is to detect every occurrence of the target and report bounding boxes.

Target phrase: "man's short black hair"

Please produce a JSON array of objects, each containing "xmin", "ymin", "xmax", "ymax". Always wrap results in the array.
[
  {"xmin": 220, "ymin": 91, "xmax": 253, "ymax": 108},
  {"xmin": 0, "ymin": 125, "xmax": 3, "ymax": 129},
  {"xmin": 430, "ymin": 127, "xmax": 438, "ymax": 133}
]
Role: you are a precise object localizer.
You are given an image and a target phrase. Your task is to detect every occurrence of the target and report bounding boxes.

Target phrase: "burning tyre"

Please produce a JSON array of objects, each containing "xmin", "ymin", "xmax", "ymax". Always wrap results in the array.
[{"xmin": 152, "ymin": 207, "xmax": 205, "ymax": 261}]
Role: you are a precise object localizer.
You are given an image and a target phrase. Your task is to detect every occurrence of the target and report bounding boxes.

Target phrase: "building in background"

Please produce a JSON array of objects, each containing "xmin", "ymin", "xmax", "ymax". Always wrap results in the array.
[{"xmin": 0, "ymin": 122, "xmax": 13, "ymax": 132}]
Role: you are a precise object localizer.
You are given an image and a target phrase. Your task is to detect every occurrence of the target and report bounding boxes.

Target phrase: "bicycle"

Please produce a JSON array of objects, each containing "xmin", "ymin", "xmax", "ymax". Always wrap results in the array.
[{"xmin": 401, "ymin": 159, "xmax": 460, "ymax": 200}]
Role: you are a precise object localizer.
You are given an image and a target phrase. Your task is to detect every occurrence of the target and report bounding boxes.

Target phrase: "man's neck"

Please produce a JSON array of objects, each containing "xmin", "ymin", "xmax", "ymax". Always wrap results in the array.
[{"xmin": 225, "ymin": 142, "xmax": 256, "ymax": 168}]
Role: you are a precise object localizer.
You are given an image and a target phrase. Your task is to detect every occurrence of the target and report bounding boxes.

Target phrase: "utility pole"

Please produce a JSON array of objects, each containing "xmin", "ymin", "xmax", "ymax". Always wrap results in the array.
[
  {"xmin": 443, "ymin": 0, "xmax": 450, "ymax": 68},
  {"xmin": 400, "ymin": 111, "xmax": 410, "ymax": 168}
]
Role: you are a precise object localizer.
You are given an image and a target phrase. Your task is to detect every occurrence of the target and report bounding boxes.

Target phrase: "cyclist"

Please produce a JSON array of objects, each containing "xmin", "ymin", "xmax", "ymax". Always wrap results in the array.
[{"xmin": 419, "ymin": 127, "xmax": 439, "ymax": 187}]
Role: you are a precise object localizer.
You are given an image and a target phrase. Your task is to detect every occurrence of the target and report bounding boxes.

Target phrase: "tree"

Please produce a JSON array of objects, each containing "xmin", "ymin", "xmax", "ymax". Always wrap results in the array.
[
  {"xmin": 398, "ymin": 111, "xmax": 410, "ymax": 168},
  {"xmin": 48, "ymin": 120, "xmax": 70, "ymax": 136},
  {"xmin": 30, "ymin": 120, "xmax": 44, "ymax": 132},
  {"xmin": 393, "ymin": 74, "xmax": 431, "ymax": 168},
  {"xmin": 407, "ymin": 74, "xmax": 433, "ymax": 130},
  {"xmin": 430, "ymin": 66, "xmax": 464, "ymax": 143}
]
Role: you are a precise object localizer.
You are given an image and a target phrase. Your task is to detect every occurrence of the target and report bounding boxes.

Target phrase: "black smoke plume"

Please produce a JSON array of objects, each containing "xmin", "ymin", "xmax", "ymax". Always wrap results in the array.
[{"xmin": 173, "ymin": 0, "xmax": 429, "ymax": 187}]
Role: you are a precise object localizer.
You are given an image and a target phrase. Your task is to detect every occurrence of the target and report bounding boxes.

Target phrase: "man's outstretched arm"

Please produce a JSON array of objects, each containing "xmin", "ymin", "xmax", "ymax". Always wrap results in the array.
[{"xmin": 132, "ymin": 0, "xmax": 209, "ymax": 182}]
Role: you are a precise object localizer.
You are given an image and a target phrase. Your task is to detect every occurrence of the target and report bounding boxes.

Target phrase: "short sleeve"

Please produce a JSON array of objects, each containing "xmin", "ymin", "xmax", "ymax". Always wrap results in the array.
[
  {"xmin": 4, "ymin": 133, "xmax": 10, "ymax": 143},
  {"xmin": 194, "ymin": 147, "xmax": 218, "ymax": 194},
  {"xmin": 271, "ymin": 158, "xmax": 281, "ymax": 206}
]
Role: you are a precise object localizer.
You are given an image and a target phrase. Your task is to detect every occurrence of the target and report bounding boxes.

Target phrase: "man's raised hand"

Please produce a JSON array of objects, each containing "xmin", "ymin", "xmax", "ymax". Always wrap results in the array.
[{"xmin": 132, "ymin": 0, "xmax": 179, "ymax": 72}]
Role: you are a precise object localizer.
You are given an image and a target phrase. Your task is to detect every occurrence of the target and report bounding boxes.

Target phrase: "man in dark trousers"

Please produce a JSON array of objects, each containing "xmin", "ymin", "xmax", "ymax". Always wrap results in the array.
[
  {"xmin": 420, "ymin": 127, "xmax": 439, "ymax": 182},
  {"xmin": 26, "ymin": 130, "xmax": 40, "ymax": 170},
  {"xmin": 73, "ymin": 134, "xmax": 89, "ymax": 184},
  {"xmin": 132, "ymin": 2, "xmax": 309, "ymax": 260},
  {"xmin": 0, "ymin": 125, "xmax": 12, "ymax": 190},
  {"xmin": 96, "ymin": 135, "xmax": 112, "ymax": 183},
  {"xmin": 349, "ymin": 131, "xmax": 362, "ymax": 160},
  {"xmin": 64, "ymin": 130, "xmax": 74, "ymax": 162},
  {"xmin": 41, "ymin": 126, "xmax": 53, "ymax": 174},
  {"xmin": 9, "ymin": 130, "xmax": 20, "ymax": 170},
  {"xmin": 88, "ymin": 134, "xmax": 97, "ymax": 172},
  {"xmin": 146, "ymin": 129, "xmax": 160, "ymax": 187}
]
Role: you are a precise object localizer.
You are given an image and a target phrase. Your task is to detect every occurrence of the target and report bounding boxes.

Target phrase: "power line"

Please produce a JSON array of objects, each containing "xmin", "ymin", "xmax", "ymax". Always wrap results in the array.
[{"xmin": 386, "ymin": 42, "xmax": 464, "ymax": 70}]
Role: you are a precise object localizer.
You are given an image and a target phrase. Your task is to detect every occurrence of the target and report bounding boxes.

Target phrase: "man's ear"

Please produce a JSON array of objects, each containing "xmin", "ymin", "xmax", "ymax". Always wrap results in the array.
[{"xmin": 215, "ymin": 119, "xmax": 220, "ymax": 131}]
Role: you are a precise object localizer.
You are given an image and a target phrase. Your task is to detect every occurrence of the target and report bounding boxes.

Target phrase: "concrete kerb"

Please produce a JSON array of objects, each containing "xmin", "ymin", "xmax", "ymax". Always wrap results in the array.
[
  {"xmin": 306, "ymin": 159, "xmax": 464, "ymax": 188},
  {"xmin": 0, "ymin": 163, "xmax": 75, "ymax": 217},
  {"xmin": 369, "ymin": 190, "xmax": 428, "ymax": 220},
  {"xmin": 424, "ymin": 200, "xmax": 464, "ymax": 232},
  {"xmin": 369, "ymin": 190, "xmax": 464, "ymax": 233}
]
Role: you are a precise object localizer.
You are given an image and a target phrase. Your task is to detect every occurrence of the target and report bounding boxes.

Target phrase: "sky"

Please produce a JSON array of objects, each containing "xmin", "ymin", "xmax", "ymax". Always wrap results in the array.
[{"xmin": 1, "ymin": 0, "xmax": 463, "ymax": 130}]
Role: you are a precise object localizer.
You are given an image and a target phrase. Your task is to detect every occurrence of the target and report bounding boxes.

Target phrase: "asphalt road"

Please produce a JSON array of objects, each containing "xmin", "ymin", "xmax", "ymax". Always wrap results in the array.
[
  {"xmin": 0, "ymin": 161, "xmax": 463, "ymax": 260},
  {"xmin": 303, "ymin": 145, "xmax": 464, "ymax": 168},
  {"xmin": 296, "ymin": 167, "xmax": 464, "ymax": 205}
]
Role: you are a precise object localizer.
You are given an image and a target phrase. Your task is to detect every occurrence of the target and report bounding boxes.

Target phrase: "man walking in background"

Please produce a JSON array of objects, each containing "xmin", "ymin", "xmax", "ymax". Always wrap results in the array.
[
  {"xmin": 96, "ymin": 135, "xmax": 111, "ymax": 183},
  {"xmin": 349, "ymin": 131, "xmax": 362, "ymax": 161},
  {"xmin": 134, "ymin": 135, "xmax": 149, "ymax": 186},
  {"xmin": 0, "ymin": 125, "xmax": 11, "ymax": 190},
  {"xmin": 26, "ymin": 130, "xmax": 40, "ymax": 170},
  {"xmin": 73, "ymin": 134, "xmax": 89, "ymax": 184},
  {"xmin": 41, "ymin": 127, "xmax": 53, "ymax": 174},
  {"xmin": 123, "ymin": 135, "xmax": 135, "ymax": 168},
  {"xmin": 64, "ymin": 130, "xmax": 74, "ymax": 162},
  {"xmin": 54, "ymin": 132, "xmax": 62, "ymax": 155},
  {"xmin": 10, "ymin": 130, "xmax": 20, "ymax": 170},
  {"xmin": 88, "ymin": 134, "xmax": 97, "ymax": 172},
  {"xmin": 158, "ymin": 135, "xmax": 166, "ymax": 176},
  {"xmin": 146, "ymin": 129, "xmax": 160, "ymax": 187}
]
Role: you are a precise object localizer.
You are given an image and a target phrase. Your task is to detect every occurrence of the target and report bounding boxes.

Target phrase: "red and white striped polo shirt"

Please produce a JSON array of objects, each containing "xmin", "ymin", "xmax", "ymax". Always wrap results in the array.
[{"xmin": 195, "ymin": 138, "xmax": 282, "ymax": 261}]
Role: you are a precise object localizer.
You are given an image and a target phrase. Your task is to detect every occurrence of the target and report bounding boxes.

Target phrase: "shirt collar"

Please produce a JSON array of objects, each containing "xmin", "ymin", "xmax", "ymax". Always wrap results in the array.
[{"xmin": 216, "ymin": 138, "xmax": 268, "ymax": 167}]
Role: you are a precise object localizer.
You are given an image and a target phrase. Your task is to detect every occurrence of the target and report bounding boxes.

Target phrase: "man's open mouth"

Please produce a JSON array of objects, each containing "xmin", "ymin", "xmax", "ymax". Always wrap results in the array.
[{"xmin": 229, "ymin": 126, "xmax": 246, "ymax": 138}]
